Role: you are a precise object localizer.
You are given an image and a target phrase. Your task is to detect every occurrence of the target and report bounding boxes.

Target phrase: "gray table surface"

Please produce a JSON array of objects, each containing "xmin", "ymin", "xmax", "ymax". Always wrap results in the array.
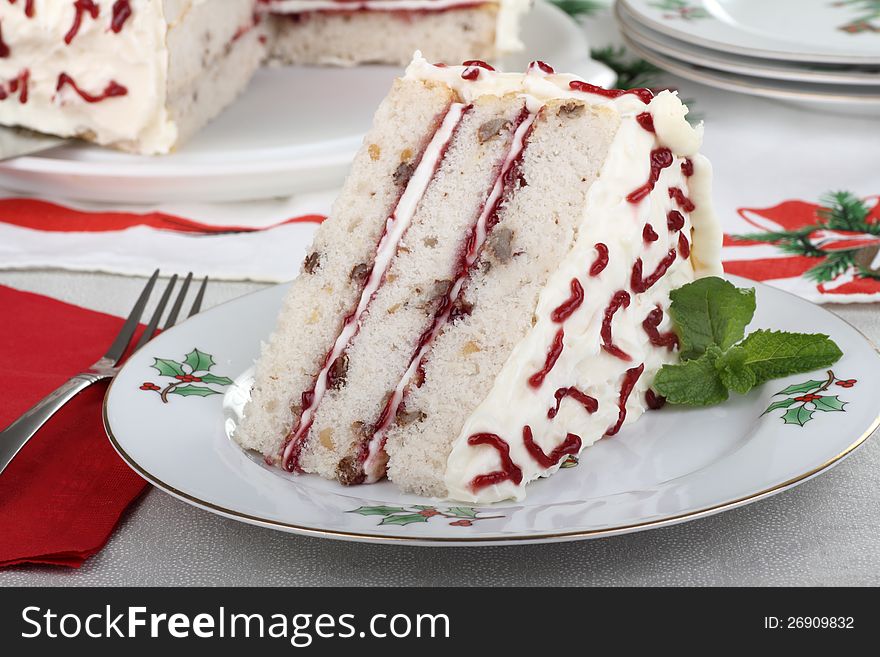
[{"xmin": 1, "ymin": 269, "xmax": 878, "ymax": 586}]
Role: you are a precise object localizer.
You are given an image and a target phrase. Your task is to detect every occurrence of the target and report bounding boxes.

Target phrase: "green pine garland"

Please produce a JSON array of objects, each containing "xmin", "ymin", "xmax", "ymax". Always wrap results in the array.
[
  {"xmin": 734, "ymin": 191, "xmax": 876, "ymax": 283},
  {"xmin": 549, "ymin": 0, "xmax": 607, "ymax": 17}
]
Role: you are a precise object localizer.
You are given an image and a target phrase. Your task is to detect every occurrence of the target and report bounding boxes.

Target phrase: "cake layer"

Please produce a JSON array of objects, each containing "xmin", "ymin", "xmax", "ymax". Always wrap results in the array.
[
  {"xmin": 168, "ymin": 24, "xmax": 265, "ymax": 147},
  {"xmin": 300, "ymin": 93, "xmax": 531, "ymax": 485},
  {"xmin": 0, "ymin": 0, "xmax": 262, "ymax": 154},
  {"xmin": 235, "ymin": 78, "xmax": 455, "ymax": 458},
  {"xmin": 166, "ymin": 0, "xmax": 260, "ymax": 96},
  {"xmin": 266, "ymin": 6, "xmax": 499, "ymax": 66},
  {"xmin": 384, "ymin": 98, "xmax": 621, "ymax": 497}
]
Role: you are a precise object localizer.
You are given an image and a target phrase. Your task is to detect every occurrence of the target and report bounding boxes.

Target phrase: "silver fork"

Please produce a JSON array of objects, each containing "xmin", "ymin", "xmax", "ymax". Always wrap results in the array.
[{"xmin": 0, "ymin": 271, "xmax": 208, "ymax": 475}]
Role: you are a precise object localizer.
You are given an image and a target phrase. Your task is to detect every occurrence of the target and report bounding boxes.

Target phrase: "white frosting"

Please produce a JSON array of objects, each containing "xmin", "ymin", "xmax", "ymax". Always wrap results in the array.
[
  {"xmin": 0, "ymin": 0, "xmax": 259, "ymax": 154},
  {"xmin": 403, "ymin": 54, "xmax": 722, "ymax": 503},
  {"xmin": 263, "ymin": 0, "xmax": 531, "ymax": 53},
  {"xmin": 0, "ymin": 1, "xmax": 177, "ymax": 153},
  {"xmin": 282, "ymin": 102, "xmax": 468, "ymax": 467},
  {"xmin": 362, "ymin": 109, "xmax": 537, "ymax": 482}
]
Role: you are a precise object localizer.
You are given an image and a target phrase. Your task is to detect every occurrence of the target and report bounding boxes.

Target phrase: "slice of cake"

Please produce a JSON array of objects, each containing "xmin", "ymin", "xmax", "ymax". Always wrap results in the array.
[
  {"xmin": 262, "ymin": 0, "xmax": 530, "ymax": 66},
  {"xmin": 0, "ymin": 0, "xmax": 266, "ymax": 154},
  {"xmin": 235, "ymin": 53, "xmax": 723, "ymax": 503}
]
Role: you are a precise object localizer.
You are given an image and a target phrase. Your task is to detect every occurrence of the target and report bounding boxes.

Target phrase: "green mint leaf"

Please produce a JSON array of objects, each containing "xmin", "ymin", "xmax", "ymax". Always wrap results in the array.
[
  {"xmin": 184, "ymin": 348, "xmax": 215, "ymax": 373},
  {"xmin": 169, "ymin": 385, "xmax": 221, "ymax": 397},
  {"xmin": 811, "ymin": 396, "xmax": 847, "ymax": 412},
  {"xmin": 151, "ymin": 358, "xmax": 185, "ymax": 377},
  {"xmin": 715, "ymin": 346, "xmax": 756, "ymax": 394},
  {"xmin": 668, "ymin": 277, "xmax": 756, "ymax": 360},
  {"xmin": 782, "ymin": 406, "xmax": 814, "ymax": 426},
  {"xmin": 653, "ymin": 346, "xmax": 729, "ymax": 406},
  {"xmin": 737, "ymin": 330, "xmax": 843, "ymax": 386}
]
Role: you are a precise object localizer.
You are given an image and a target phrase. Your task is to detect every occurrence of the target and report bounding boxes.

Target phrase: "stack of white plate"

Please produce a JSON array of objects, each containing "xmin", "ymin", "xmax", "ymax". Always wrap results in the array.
[{"xmin": 617, "ymin": 0, "xmax": 880, "ymax": 113}]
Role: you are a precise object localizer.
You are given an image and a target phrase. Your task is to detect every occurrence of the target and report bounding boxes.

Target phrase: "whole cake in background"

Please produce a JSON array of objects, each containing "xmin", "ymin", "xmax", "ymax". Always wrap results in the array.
[
  {"xmin": 0, "ymin": 0, "xmax": 531, "ymax": 154},
  {"xmin": 235, "ymin": 53, "xmax": 723, "ymax": 503},
  {"xmin": 263, "ymin": 0, "xmax": 531, "ymax": 66},
  {"xmin": 0, "ymin": 0, "xmax": 265, "ymax": 154}
]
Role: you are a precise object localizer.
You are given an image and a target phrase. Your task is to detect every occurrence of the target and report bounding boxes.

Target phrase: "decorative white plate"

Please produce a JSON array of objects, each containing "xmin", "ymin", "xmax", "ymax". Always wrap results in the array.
[
  {"xmin": 0, "ymin": 1, "xmax": 614, "ymax": 204},
  {"xmin": 617, "ymin": 2, "xmax": 880, "ymax": 86},
  {"xmin": 622, "ymin": 0, "xmax": 880, "ymax": 65},
  {"xmin": 103, "ymin": 275, "xmax": 880, "ymax": 546},
  {"xmin": 623, "ymin": 34, "xmax": 880, "ymax": 115}
]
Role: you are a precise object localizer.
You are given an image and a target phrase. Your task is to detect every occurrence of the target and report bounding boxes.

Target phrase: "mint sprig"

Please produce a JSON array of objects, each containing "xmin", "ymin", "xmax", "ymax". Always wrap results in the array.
[{"xmin": 653, "ymin": 277, "xmax": 843, "ymax": 406}]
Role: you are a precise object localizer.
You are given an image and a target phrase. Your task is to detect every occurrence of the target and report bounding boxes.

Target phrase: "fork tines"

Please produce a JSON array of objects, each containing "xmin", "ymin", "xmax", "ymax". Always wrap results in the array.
[{"xmin": 104, "ymin": 271, "xmax": 208, "ymax": 366}]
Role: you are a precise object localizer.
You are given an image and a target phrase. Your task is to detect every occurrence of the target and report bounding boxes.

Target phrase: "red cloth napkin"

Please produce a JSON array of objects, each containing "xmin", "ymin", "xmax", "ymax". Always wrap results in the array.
[{"xmin": 0, "ymin": 285, "xmax": 148, "ymax": 568}]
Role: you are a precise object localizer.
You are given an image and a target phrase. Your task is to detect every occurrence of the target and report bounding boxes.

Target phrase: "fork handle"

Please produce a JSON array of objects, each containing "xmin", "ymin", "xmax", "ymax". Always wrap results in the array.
[{"xmin": 0, "ymin": 374, "xmax": 105, "ymax": 475}]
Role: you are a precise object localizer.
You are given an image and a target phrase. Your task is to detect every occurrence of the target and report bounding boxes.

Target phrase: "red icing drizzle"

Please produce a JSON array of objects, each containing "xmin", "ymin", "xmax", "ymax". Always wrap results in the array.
[
  {"xmin": 635, "ymin": 111, "xmax": 655, "ymax": 133},
  {"xmin": 606, "ymin": 363, "xmax": 645, "ymax": 436},
  {"xmin": 530, "ymin": 60, "xmax": 554, "ymax": 74},
  {"xmin": 111, "ymin": 0, "xmax": 132, "ymax": 33},
  {"xmin": 668, "ymin": 186, "xmax": 696, "ymax": 212},
  {"xmin": 631, "ymin": 249, "xmax": 677, "ymax": 293},
  {"xmin": 528, "ymin": 328, "xmax": 564, "ymax": 388},
  {"xmin": 642, "ymin": 305, "xmax": 678, "ymax": 350},
  {"xmin": 547, "ymin": 387, "xmax": 598, "ymax": 419},
  {"xmin": 0, "ymin": 69, "xmax": 28, "ymax": 103},
  {"xmin": 8, "ymin": 0, "xmax": 35, "ymax": 18},
  {"xmin": 678, "ymin": 232, "xmax": 691, "ymax": 258},
  {"xmin": 568, "ymin": 80, "xmax": 653, "ymax": 104},
  {"xmin": 601, "ymin": 290, "xmax": 631, "ymax": 361},
  {"xmin": 551, "ymin": 278, "xmax": 584, "ymax": 323},
  {"xmin": 522, "ymin": 425, "xmax": 582, "ymax": 469},
  {"xmin": 468, "ymin": 433, "xmax": 522, "ymax": 491},
  {"xmin": 681, "ymin": 158, "xmax": 694, "ymax": 177},
  {"xmin": 589, "ymin": 243, "xmax": 609, "ymax": 276},
  {"xmin": 0, "ymin": 23, "xmax": 10, "ymax": 58},
  {"xmin": 645, "ymin": 389, "xmax": 666, "ymax": 410},
  {"xmin": 64, "ymin": 0, "xmax": 100, "ymax": 45},
  {"xmin": 626, "ymin": 148, "xmax": 673, "ymax": 204},
  {"xmin": 666, "ymin": 209, "xmax": 684, "ymax": 232},
  {"xmin": 56, "ymin": 73, "xmax": 127, "ymax": 102},
  {"xmin": 461, "ymin": 59, "xmax": 494, "ymax": 80},
  {"xmin": 642, "ymin": 223, "xmax": 658, "ymax": 243}
]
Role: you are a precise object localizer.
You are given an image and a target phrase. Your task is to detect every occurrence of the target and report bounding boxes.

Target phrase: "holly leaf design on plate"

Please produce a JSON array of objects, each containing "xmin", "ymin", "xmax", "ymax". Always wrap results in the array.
[
  {"xmin": 762, "ymin": 398, "xmax": 797, "ymax": 415},
  {"xmin": 445, "ymin": 507, "xmax": 478, "ymax": 519},
  {"xmin": 348, "ymin": 506, "xmax": 408, "ymax": 516},
  {"xmin": 200, "ymin": 373, "xmax": 234, "ymax": 386},
  {"xmin": 151, "ymin": 358, "xmax": 185, "ymax": 377},
  {"xmin": 185, "ymin": 348, "xmax": 215, "ymax": 373},
  {"xmin": 775, "ymin": 380, "xmax": 827, "ymax": 396},
  {"xmin": 169, "ymin": 385, "xmax": 221, "ymax": 397},
  {"xmin": 379, "ymin": 513, "xmax": 429, "ymax": 526},
  {"xmin": 811, "ymin": 395, "xmax": 847, "ymax": 412},
  {"xmin": 782, "ymin": 406, "xmax": 815, "ymax": 426}
]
